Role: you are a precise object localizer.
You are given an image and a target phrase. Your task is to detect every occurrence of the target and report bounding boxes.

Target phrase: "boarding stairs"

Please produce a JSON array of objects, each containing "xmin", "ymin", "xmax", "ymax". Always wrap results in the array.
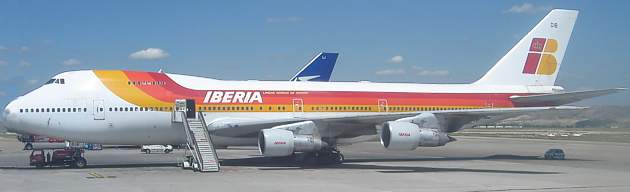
[{"xmin": 181, "ymin": 111, "xmax": 220, "ymax": 172}]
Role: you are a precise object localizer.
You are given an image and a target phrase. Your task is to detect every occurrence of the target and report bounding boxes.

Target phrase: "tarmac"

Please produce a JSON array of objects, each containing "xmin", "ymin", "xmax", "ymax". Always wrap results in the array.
[{"xmin": 1, "ymin": 136, "xmax": 629, "ymax": 192}]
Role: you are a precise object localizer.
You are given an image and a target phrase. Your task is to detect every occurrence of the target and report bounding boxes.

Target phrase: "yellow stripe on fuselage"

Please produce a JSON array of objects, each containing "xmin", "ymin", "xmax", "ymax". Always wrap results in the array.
[
  {"xmin": 193, "ymin": 104, "xmax": 487, "ymax": 112},
  {"xmin": 94, "ymin": 70, "xmax": 172, "ymax": 107}
]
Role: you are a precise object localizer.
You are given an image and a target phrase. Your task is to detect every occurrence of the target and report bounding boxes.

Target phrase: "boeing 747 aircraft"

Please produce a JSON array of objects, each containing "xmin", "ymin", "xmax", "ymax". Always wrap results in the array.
[{"xmin": 1, "ymin": 10, "xmax": 624, "ymax": 167}]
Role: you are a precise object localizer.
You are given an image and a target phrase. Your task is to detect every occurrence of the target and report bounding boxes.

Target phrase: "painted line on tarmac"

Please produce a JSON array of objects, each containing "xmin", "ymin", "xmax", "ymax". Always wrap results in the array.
[{"xmin": 86, "ymin": 172, "xmax": 116, "ymax": 179}]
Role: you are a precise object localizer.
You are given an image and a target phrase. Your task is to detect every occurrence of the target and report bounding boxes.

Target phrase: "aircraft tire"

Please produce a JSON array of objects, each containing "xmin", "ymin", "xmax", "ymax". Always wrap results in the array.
[
  {"xmin": 24, "ymin": 143, "xmax": 33, "ymax": 150},
  {"xmin": 73, "ymin": 157, "xmax": 87, "ymax": 168}
]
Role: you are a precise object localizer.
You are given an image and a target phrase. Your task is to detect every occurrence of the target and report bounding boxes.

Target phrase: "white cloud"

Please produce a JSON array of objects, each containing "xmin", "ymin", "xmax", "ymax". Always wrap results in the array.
[
  {"xmin": 375, "ymin": 68, "xmax": 406, "ymax": 76},
  {"xmin": 19, "ymin": 46, "xmax": 29, "ymax": 52},
  {"xmin": 18, "ymin": 60, "xmax": 31, "ymax": 67},
  {"xmin": 129, "ymin": 48, "xmax": 169, "ymax": 60},
  {"xmin": 388, "ymin": 55, "xmax": 404, "ymax": 64},
  {"xmin": 62, "ymin": 58, "xmax": 81, "ymax": 66},
  {"xmin": 0, "ymin": 60, "xmax": 7, "ymax": 66},
  {"xmin": 42, "ymin": 39, "xmax": 55, "ymax": 45},
  {"xmin": 411, "ymin": 66, "xmax": 449, "ymax": 76},
  {"xmin": 376, "ymin": 65, "xmax": 449, "ymax": 77},
  {"xmin": 266, "ymin": 16, "xmax": 303, "ymax": 23},
  {"xmin": 26, "ymin": 79, "xmax": 38, "ymax": 85},
  {"xmin": 504, "ymin": 3, "xmax": 551, "ymax": 14},
  {"xmin": 416, "ymin": 69, "xmax": 449, "ymax": 76}
]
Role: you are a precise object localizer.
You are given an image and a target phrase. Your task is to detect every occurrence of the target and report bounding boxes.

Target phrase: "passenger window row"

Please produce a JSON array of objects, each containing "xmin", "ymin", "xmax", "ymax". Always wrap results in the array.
[
  {"xmin": 17, "ymin": 106, "xmax": 482, "ymax": 113},
  {"xmin": 128, "ymin": 81, "xmax": 166, "ymax": 86},
  {"xmin": 19, "ymin": 107, "xmax": 86, "ymax": 113},
  {"xmin": 108, "ymin": 106, "xmax": 173, "ymax": 112},
  {"xmin": 311, "ymin": 106, "xmax": 372, "ymax": 111},
  {"xmin": 193, "ymin": 105, "xmax": 484, "ymax": 112},
  {"xmin": 387, "ymin": 106, "xmax": 480, "ymax": 111},
  {"xmin": 197, "ymin": 106, "xmax": 288, "ymax": 111}
]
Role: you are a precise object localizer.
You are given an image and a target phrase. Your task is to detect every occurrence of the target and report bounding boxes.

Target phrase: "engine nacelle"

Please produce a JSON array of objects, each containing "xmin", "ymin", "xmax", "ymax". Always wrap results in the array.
[
  {"xmin": 258, "ymin": 121, "xmax": 326, "ymax": 157},
  {"xmin": 380, "ymin": 121, "xmax": 452, "ymax": 150},
  {"xmin": 258, "ymin": 129, "xmax": 295, "ymax": 157}
]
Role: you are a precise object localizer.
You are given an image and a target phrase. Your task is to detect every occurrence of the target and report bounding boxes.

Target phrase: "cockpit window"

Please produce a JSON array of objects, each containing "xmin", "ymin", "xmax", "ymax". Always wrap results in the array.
[{"xmin": 45, "ymin": 78, "xmax": 66, "ymax": 85}]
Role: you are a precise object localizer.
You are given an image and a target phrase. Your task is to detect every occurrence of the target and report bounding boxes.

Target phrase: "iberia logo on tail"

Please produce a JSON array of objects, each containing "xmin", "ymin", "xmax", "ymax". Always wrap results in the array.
[{"xmin": 522, "ymin": 38, "xmax": 558, "ymax": 75}]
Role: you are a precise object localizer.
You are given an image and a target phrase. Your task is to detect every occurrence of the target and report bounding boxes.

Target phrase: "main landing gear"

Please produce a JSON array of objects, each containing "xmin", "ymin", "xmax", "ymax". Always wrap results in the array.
[{"xmin": 295, "ymin": 147, "xmax": 344, "ymax": 165}]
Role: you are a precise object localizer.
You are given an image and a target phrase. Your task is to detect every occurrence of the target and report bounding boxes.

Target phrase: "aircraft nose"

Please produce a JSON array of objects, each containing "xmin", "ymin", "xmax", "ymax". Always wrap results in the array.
[{"xmin": 3, "ymin": 98, "xmax": 19, "ymax": 132}]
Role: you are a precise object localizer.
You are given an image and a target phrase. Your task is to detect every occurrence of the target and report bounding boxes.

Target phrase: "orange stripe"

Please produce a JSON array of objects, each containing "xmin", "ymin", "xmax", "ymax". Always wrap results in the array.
[
  {"xmin": 94, "ymin": 70, "xmax": 171, "ymax": 107},
  {"xmin": 94, "ymin": 70, "xmax": 522, "ymax": 110}
]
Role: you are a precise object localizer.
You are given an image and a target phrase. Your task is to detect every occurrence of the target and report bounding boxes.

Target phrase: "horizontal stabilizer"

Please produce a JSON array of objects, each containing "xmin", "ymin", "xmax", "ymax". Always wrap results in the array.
[{"xmin": 511, "ymin": 88, "xmax": 627, "ymax": 107}]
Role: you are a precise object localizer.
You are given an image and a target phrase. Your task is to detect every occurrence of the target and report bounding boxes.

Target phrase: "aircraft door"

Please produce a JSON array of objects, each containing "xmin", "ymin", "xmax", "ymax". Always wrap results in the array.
[
  {"xmin": 378, "ymin": 99, "xmax": 388, "ymax": 112},
  {"xmin": 93, "ymin": 99, "xmax": 105, "ymax": 120},
  {"xmin": 173, "ymin": 99, "xmax": 186, "ymax": 122},
  {"xmin": 292, "ymin": 98, "xmax": 304, "ymax": 112},
  {"xmin": 485, "ymin": 94, "xmax": 495, "ymax": 108},
  {"xmin": 186, "ymin": 99, "xmax": 196, "ymax": 118}
]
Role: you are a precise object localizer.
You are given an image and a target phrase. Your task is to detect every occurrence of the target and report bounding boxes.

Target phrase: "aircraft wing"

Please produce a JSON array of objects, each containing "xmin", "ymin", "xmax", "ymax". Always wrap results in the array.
[
  {"xmin": 208, "ymin": 106, "xmax": 585, "ymax": 138},
  {"xmin": 511, "ymin": 88, "xmax": 626, "ymax": 107}
]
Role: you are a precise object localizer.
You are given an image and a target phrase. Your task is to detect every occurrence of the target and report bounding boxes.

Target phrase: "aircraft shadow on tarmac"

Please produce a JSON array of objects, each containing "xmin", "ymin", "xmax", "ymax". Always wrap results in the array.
[
  {"xmin": 345, "ymin": 154, "xmax": 596, "ymax": 163},
  {"xmin": 0, "ymin": 154, "xmax": 593, "ymax": 173},
  {"xmin": 282, "ymin": 164, "xmax": 559, "ymax": 174},
  {"xmin": 0, "ymin": 163, "xmax": 178, "ymax": 170},
  {"xmin": 219, "ymin": 154, "xmax": 598, "ymax": 174}
]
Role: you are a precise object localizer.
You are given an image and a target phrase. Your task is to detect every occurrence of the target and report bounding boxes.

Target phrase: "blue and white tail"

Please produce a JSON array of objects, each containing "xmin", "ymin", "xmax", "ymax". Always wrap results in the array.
[
  {"xmin": 475, "ymin": 9, "xmax": 578, "ymax": 86},
  {"xmin": 290, "ymin": 52, "xmax": 339, "ymax": 82}
]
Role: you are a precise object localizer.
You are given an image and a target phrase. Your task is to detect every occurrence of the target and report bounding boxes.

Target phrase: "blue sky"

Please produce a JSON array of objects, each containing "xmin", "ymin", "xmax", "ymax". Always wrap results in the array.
[{"xmin": 0, "ymin": 0, "xmax": 628, "ymax": 107}]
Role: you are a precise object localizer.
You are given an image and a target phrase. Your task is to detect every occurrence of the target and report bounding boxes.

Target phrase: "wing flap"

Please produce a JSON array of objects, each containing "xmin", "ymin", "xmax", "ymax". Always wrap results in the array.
[
  {"xmin": 511, "ymin": 88, "xmax": 626, "ymax": 107},
  {"xmin": 210, "ymin": 106, "xmax": 585, "ymax": 137}
]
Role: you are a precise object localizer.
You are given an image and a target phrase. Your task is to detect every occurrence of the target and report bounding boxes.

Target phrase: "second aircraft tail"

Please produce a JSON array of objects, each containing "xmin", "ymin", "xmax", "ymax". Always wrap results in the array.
[{"xmin": 291, "ymin": 52, "xmax": 339, "ymax": 82}]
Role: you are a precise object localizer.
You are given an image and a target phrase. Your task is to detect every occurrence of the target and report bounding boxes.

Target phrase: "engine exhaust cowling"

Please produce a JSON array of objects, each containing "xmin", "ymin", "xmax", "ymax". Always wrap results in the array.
[{"xmin": 381, "ymin": 121, "xmax": 452, "ymax": 150}]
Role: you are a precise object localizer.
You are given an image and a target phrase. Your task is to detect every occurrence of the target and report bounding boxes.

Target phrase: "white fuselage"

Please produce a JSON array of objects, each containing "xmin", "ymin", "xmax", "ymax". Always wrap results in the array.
[{"xmin": 2, "ymin": 70, "xmax": 559, "ymax": 145}]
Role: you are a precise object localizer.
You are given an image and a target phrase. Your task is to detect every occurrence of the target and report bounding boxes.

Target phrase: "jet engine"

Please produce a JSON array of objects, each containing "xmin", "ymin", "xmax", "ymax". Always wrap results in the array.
[
  {"xmin": 258, "ymin": 121, "xmax": 326, "ymax": 157},
  {"xmin": 380, "ymin": 121, "xmax": 452, "ymax": 150}
]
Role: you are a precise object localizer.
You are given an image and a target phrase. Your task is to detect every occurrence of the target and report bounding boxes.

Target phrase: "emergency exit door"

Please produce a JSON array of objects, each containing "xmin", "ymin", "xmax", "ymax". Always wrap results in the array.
[
  {"xmin": 378, "ymin": 99, "xmax": 388, "ymax": 112},
  {"xmin": 93, "ymin": 99, "xmax": 105, "ymax": 120},
  {"xmin": 292, "ymin": 99, "xmax": 304, "ymax": 112}
]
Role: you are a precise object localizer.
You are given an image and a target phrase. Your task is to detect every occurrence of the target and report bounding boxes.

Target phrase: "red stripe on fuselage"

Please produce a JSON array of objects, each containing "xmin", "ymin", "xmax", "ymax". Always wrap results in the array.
[{"xmin": 120, "ymin": 71, "xmax": 521, "ymax": 107}]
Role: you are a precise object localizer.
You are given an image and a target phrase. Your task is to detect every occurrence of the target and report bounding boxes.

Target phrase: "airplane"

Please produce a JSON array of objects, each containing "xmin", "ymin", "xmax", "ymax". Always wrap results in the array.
[
  {"xmin": 9, "ymin": 51, "xmax": 339, "ymax": 151},
  {"xmin": 1, "ymin": 9, "xmax": 625, "ymax": 165},
  {"xmin": 290, "ymin": 52, "xmax": 339, "ymax": 82}
]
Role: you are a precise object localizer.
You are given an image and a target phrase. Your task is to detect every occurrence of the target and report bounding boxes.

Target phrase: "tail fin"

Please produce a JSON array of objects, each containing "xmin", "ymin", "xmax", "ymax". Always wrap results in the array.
[
  {"xmin": 474, "ymin": 9, "xmax": 578, "ymax": 86},
  {"xmin": 290, "ymin": 52, "xmax": 339, "ymax": 82}
]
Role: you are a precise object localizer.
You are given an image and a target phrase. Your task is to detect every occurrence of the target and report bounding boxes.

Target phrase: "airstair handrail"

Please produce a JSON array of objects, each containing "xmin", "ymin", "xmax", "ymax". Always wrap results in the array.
[
  {"xmin": 197, "ymin": 111, "xmax": 220, "ymax": 170},
  {"xmin": 180, "ymin": 111, "xmax": 203, "ymax": 171}
]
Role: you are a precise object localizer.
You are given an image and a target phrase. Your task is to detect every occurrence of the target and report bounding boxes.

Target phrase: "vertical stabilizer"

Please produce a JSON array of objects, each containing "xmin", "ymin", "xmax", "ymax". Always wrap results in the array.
[
  {"xmin": 290, "ymin": 52, "xmax": 339, "ymax": 82},
  {"xmin": 474, "ymin": 9, "xmax": 578, "ymax": 86}
]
